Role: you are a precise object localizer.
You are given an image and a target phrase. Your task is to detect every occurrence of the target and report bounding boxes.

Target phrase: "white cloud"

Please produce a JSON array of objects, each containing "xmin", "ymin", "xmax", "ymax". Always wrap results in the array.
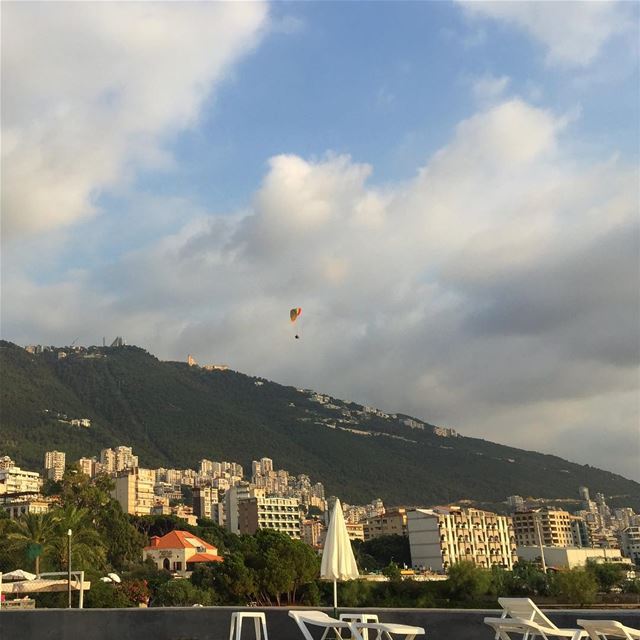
[
  {"xmin": 458, "ymin": 1, "xmax": 634, "ymax": 67},
  {"xmin": 1, "ymin": 1, "xmax": 268, "ymax": 237},
  {"xmin": 4, "ymin": 98, "xmax": 638, "ymax": 480},
  {"xmin": 471, "ymin": 74, "xmax": 510, "ymax": 104}
]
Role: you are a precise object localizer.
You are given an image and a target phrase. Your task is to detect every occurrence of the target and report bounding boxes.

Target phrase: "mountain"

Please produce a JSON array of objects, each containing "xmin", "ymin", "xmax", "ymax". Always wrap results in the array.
[{"xmin": 1, "ymin": 340, "xmax": 638, "ymax": 509}]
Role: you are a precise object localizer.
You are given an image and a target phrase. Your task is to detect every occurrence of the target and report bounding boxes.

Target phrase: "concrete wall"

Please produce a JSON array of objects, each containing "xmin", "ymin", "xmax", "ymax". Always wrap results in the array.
[{"xmin": 1, "ymin": 607, "xmax": 640, "ymax": 640}]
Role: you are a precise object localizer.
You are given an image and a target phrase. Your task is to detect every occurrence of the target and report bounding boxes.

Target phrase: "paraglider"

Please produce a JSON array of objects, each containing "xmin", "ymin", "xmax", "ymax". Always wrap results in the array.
[{"xmin": 290, "ymin": 307, "xmax": 302, "ymax": 339}]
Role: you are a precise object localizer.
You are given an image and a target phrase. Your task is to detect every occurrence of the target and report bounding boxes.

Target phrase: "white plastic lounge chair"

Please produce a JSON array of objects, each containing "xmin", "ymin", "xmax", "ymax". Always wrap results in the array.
[
  {"xmin": 289, "ymin": 610, "xmax": 362, "ymax": 640},
  {"xmin": 485, "ymin": 617, "xmax": 586, "ymax": 640},
  {"xmin": 577, "ymin": 620, "xmax": 640, "ymax": 640},
  {"xmin": 490, "ymin": 598, "xmax": 587, "ymax": 640},
  {"xmin": 353, "ymin": 622, "xmax": 425, "ymax": 640}
]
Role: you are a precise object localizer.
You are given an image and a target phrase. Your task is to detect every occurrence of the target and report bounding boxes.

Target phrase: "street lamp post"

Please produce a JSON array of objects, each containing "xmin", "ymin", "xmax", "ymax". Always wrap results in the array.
[
  {"xmin": 533, "ymin": 515, "xmax": 547, "ymax": 574},
  {"xmin": 67, "ymin": 529, "xmax": 72, "ymax": 608}
]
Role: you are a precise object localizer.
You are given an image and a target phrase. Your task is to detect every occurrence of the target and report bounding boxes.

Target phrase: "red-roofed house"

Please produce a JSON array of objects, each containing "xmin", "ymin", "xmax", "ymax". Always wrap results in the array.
[{"xmin": 143, "ymin": 530, "xmax": 223, "ymax": 576}]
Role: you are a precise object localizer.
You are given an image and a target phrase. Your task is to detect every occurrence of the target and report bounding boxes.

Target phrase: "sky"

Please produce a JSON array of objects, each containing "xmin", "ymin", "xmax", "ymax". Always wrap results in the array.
[{"xmin": 2, "ymin": 1, "xmax": 639, "ymax": 482}]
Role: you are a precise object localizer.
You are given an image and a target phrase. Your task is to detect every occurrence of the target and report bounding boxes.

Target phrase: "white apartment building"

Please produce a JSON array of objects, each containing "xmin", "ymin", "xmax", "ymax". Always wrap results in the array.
[
  {"xmin": 100, "ymin": 448, "xmax": 116, "ymax": 473},
  {"xmin": 621, "ymin": 526, "xmax": 640, "ymax": 565},
  {"xmin": 224, "ymin": 483, "xmax": 263, "ymax": 533},
  {"xmin": 407, "ymin": 506, "xmax": 517, "ymax": 572},
  {"xmin": 114, "ymin": 446, "xmax": 138, "ymax": 471},
  {"xmin": 44, "ymin": 450, "xmax": 66, "ymax": 481},
  {"xmin": 238, "ymin": 496, "xmax": 301, "ymax": 539},
  {"xmin": 111, "ymin": 468, "xmax": 156, "ymax": 515},
  {"xmin": 78, "ymin": 457, "xmax": 97, "ymax": 477},
  {"xmin": 0, "ymin": 467, "xmax": 42, "ymax": 495}
]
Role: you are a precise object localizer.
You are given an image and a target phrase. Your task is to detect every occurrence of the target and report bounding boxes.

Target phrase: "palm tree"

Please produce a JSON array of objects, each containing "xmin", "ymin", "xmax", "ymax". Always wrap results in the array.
[
  {"xmin": 7, "ymin": 512, "xmax": 58, "ymax": 575},
  {"xmin": 49, "ymin": 505, "xmax": 107, "ymax": 572}
]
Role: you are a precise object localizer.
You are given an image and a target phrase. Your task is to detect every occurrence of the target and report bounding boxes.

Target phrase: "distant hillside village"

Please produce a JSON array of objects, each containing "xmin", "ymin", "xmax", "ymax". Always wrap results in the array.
[{"xmin": 1, "ymin": 447, "xmax": 639, "ymax": 576}]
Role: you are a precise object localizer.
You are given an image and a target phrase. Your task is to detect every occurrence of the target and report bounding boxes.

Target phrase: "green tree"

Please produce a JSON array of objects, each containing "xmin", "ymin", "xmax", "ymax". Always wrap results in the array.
[
  {"xmin": 551, "ymin": 568, "xmax": 598, "ymax": 606},
  {"xmin": 447, "ymin": 561, "xmax": 491, "ymax": 602},
  {"xmin": 290, "ymin": 539, "xmax": 320, "ymax": 602},
  {"xmin": 382, "ymin": 562, "xmax": 402, "ymax": 582},
  {"xmin": 84, "ymin": 580, "xmax": 132, "ymax": 608},
  {"xmin": 354, "ymin": 535, "xmax": 411, "ymax": 570},
  {"xmin": 97, "ymin": 501, "xmax": 147, "ymax": 570},
  {"xmin": 155, "ymin": 579, "xmax": 213, "ymax": 606},
  {"xmin": 261, "ymin": 547, "xmax": 295, "ymax": 605},
  {"xmin": 59, "ymin": 471, "xmax": 114, "ymax": 512},
  {"xmin": 6, "ymin": 512, "xmax": 57, "ymax": 574},
  {"xmin": 510, "ymin": 560, "xmax": 550, "ymax": 596},
  {"xmin": 586, "ymin": 560, "xmax": 625, "ymax": 593},
  {"xmin": 48, "ymin": 505, "xmax": 107, "ymax": 572}
]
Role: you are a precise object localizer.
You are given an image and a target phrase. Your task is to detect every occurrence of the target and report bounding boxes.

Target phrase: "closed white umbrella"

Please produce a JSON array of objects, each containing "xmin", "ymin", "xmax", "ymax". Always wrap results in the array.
[{"xmin": 320, "ymin": 498, "xmax": 359, "ymax": 614}]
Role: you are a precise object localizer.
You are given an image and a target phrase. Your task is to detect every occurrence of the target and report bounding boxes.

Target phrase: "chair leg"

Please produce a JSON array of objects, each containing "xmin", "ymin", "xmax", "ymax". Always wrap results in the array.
[
  {"xmin": 229, "ymin": 616, "xmax": 236, "ymax": 640},
  {"xmin": 255, "ymin": 618, "xmax": 261, "ymax": 640},
  {"xmin": 261, "ymin": 617, "xmax": 269, "ymax": 640},
  {"xmin": 236, "ymin": 616, "xmax": 242, "ymax": 640}
]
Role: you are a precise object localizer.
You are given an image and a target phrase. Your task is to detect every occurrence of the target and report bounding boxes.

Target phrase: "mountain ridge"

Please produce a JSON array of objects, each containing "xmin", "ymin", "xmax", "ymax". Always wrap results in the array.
[{"xmin": 1, "ymin": 340, "xmax": 638, "ymax": 509}]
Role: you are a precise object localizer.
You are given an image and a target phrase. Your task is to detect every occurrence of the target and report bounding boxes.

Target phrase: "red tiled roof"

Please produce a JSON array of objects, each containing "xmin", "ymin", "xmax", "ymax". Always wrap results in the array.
[
  {"xmin": 187, "ymin": 552, "xmax": 224, "ymax": 564},
  {"xmin": 143, "ymin": 530, "xmax": 218, "ymax": 553}
]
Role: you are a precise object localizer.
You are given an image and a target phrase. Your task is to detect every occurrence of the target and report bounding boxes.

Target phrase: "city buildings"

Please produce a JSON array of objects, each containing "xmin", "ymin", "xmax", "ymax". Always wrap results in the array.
[
  {"xmin": 192, "ymin": 486, "xmax": 220, "ymax": 520},
  {"xmin": 621, "ymin": 526, "xmax": 640, "ymax": 565},
  {"xmin": 44, "ymin": 450, "xmax": 66, "ymax": 481},
  {"xmin": 407, "ymin": 506, "xmax": 517, "ymax": 572},
  {"xmin": 2, "ymin": 496, "xmax": 52, "ymax": 519},
  {"xmin": 143, "ymin": 530, "xmax": 223, "ymax": 576},
  {"xmin": 0, "ymin": 466, "xmax": 42, "ymax": 495},
  {"xmin": 512, "ymin": 508, "xmax": 585, "ymax": 548},
  {"xmin": 364, "ymin": 508, "xmax": 408, "ymax": 540},
  {"xmin": 302, "ymin": 518, "xmax": 326, "ymax": 548},
  {"xmin": 111, "ymin": 468, "xmax": 156, "ymax": 515},
  {"xmin": 238, "ymin": 496, "xmax": 301, "ymax": 538},
  {"xmin": 78, "ymin": 457, "xmax": 97, "ymax": 477}
]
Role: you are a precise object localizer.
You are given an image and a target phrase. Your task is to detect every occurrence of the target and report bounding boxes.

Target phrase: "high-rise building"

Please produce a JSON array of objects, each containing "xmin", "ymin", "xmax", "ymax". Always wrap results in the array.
[
  {"xmin": 364, "ymin": 508, "xmax": 408, "ymax": 540},
  {"xmin": 78, "ymin": 457, "xmax": 97, "ymax": 477},
  {"xmin": 512, "ymin": 508, "xmax": 581, "ymax": 548},
  {"xmin": 621, "ymin": 526, "xmax": 640, "ymax": 565},
  {"xmin": 193, "ymin": 486, "xmax": 219, "ymax": 520},
  {"xmin": 100, "ymin": 448, "xmax": 116, "ymax": 473},
  {"xmin": 111, "ymin": 468, "xmax": 156, "ymax": 515},
  {"xmin": 407, "ymin": 506, "xmax": 517, "ymax": 572},
  {"xmin": 114, "ymin": 446, "xmax": 138, "ymax": 471},
  {"xmin": 44, "ymin": 450, "xmax": 66, "ymax": 481},
  {"xmin": 302, "ymin": 518, "xmax": 326, "ymax": 548},
  {"xmin": 579, "ymin": 486, "xmax": 590, "ymax": 503},
  {"xmin": 238, "ymin": 496, "xmax": 301, "ymax": 539},
  {"xmin": 224, "ymin": 482, "xmax": 259, "ymax": 533}
]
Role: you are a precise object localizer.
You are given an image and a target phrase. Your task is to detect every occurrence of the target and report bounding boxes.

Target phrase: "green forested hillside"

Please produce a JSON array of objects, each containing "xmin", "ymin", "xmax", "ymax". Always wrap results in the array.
[{"xmin": 1, "ymin": 340, "xmax": 638, "ymax": 508}]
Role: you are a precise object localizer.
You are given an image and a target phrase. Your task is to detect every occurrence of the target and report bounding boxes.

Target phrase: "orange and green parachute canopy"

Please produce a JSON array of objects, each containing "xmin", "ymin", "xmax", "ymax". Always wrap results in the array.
[{"xmin": 290, "ymin": 307, "xmax": 302, "ymax": 323}]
